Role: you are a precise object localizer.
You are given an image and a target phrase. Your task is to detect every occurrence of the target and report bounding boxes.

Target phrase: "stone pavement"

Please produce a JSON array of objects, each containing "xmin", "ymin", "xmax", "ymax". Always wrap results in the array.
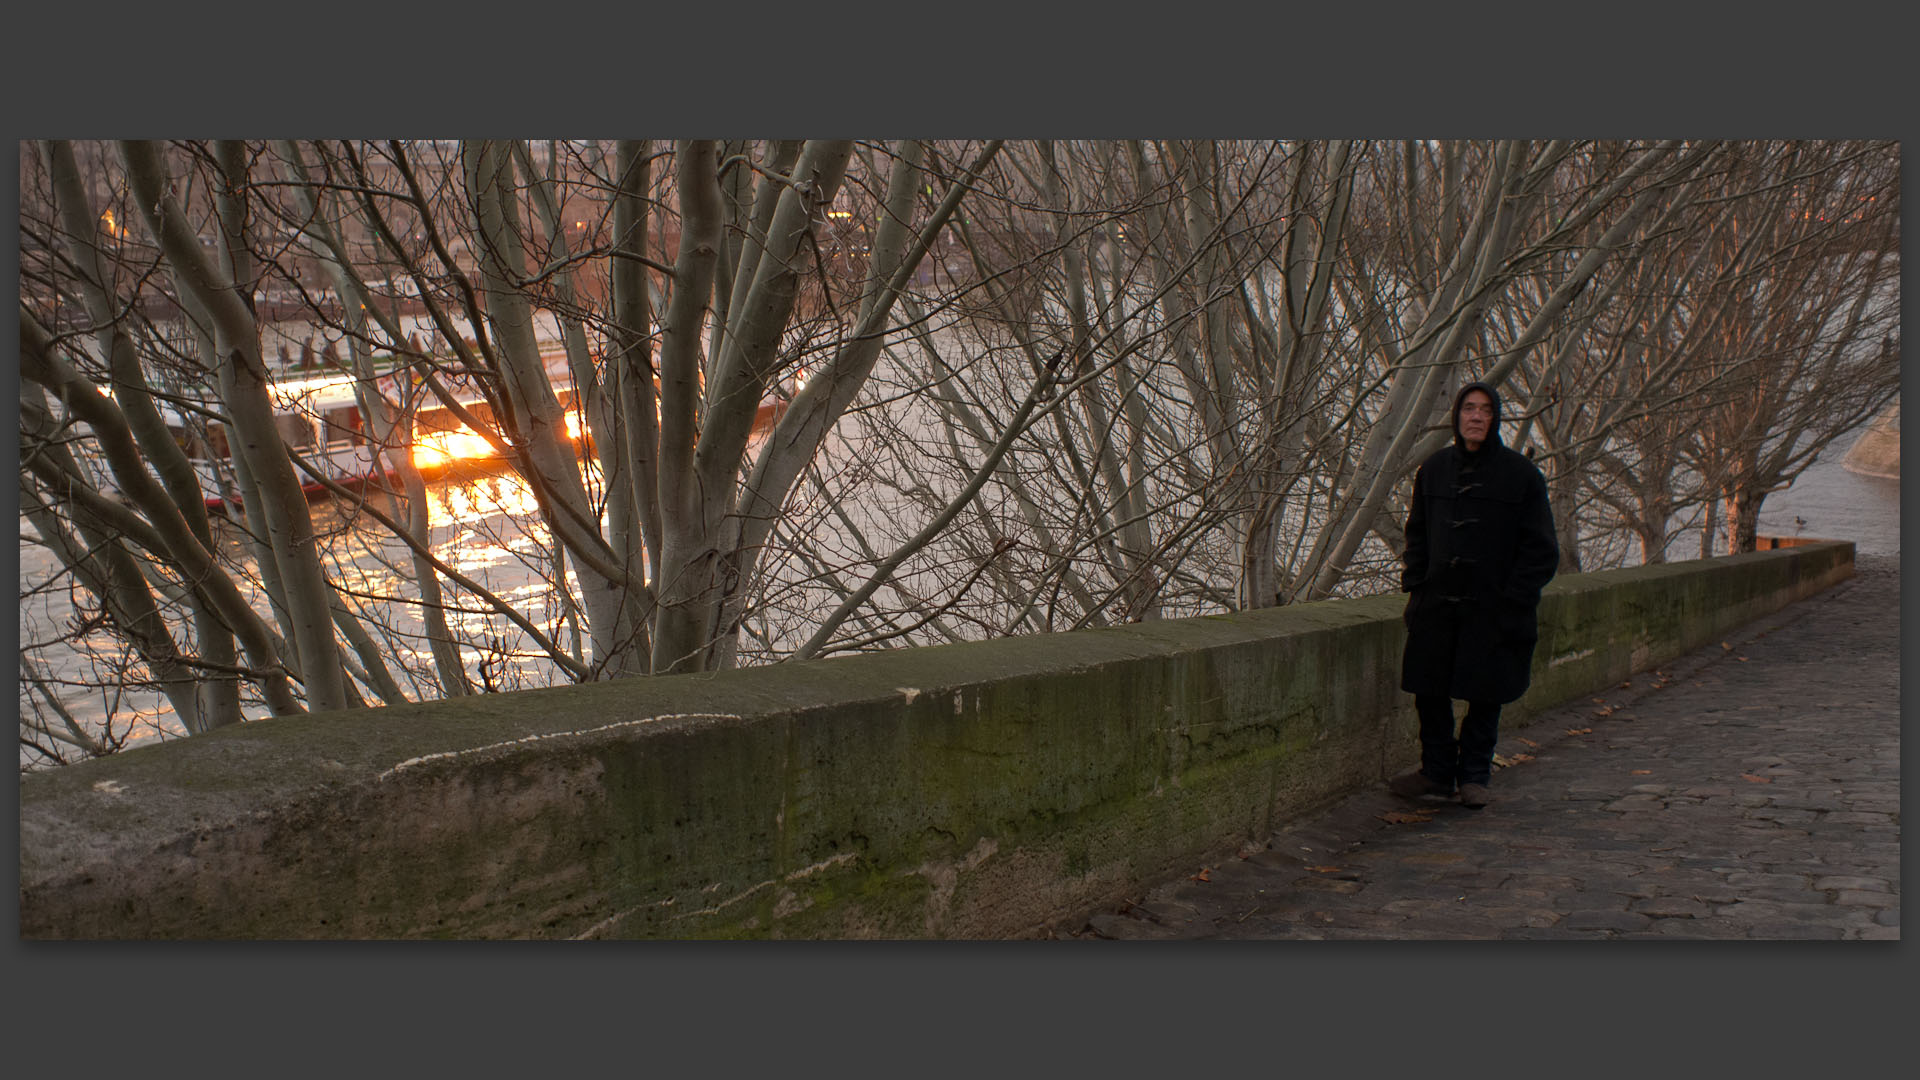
[{"xmin": 1078, "ymin": 554, "xmax": 1900, "ymax": 940}]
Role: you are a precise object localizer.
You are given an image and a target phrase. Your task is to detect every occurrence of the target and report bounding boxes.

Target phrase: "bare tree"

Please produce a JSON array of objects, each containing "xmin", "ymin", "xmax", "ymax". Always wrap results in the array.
[
  {"xmin": 1680, "ymin": 142, "xmax": 1901, "ymax": 552},
  {"xmin": 18, "ymin": 139, "xmax": 1899, "ymax": 766}
]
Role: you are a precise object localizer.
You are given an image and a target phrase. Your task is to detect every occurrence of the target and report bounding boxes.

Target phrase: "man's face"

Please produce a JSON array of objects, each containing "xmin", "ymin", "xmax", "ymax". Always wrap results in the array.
[{"xmin": 1459, "ymin": 390, "xmax": 1494, "ymax": 449}]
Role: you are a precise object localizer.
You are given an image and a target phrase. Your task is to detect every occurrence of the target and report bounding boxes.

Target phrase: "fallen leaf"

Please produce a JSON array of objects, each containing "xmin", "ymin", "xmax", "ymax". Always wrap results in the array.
[
  {"xmin": 1307, "ymin": 866, "xmax": 1344, "ymax": 874},
  {"xmin": 1594, "ymin": 706, "xmax": 1615, "ymax": 717},
  {"xmin": 1737, "ymin": 657, "xmax": 1750, "ymax": 662},
  {"xmin": 1517, "ymin": 737, "xmax": 1539, "ymax": 748},
  {"xmin": 1509, "ymin": 753, "xmax": 1535, "ymax": 764},
  {"xmin": 1721, "ymin": 642, "xmax": 1732, "ymax": 650},
  {"xmin": 1492, "ymin": 754, "xmax": 1512, "ymax": 768},
  {"xmin": 1632, "ymin": 769, "xmax": 1653, "ymax": 775},
  {"xmin": 1740, "ymin": 774, "xmax": 1773, "ymax": 784},
  {"xmin": 1190, "ymin": 867, "xmax": 1212, "ymax": 882},
  {"xmin": 1592, "ymin": 697, "xmax": 1607, "ymax": 704},
  {"xmin": 1380, "ymin": 811, "xmax": 1433, "ymax": 825},
  {"xmin": 1566, "ymin": 727, "xmax": 1593, "ymax": 736}
]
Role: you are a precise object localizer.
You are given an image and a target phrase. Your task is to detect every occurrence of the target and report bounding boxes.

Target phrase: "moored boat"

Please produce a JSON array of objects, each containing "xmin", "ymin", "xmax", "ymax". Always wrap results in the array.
[{"xmin": 161, "ymin": 349, "xmax": 789, "ymax": 511}]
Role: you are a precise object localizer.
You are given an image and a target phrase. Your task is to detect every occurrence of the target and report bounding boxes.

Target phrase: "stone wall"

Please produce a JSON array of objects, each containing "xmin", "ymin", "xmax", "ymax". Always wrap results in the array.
[
  {"xmin": 19, "ymin": 542, "xmax": 1853, "ymax": 939},
  {"xmin": 1842, "ymin": 402, "xmax": 1899, "ymax": 481}
]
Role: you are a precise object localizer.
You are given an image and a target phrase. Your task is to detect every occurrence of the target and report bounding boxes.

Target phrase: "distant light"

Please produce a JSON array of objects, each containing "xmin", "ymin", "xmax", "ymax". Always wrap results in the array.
[
  {"xmin": 828, "ymin": 210, "xmax": 853, "ymax": 220},
  {"xmin": 412, "ymin": 429, "xmax": 495, "ymax": 468}
]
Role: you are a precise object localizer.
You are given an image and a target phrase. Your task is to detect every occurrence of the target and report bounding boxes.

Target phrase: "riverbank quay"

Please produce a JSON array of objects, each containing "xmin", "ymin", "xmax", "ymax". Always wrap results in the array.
[{"xmin": 1079, "ymin": 553, "xmax": 1899, "ymax": 940}]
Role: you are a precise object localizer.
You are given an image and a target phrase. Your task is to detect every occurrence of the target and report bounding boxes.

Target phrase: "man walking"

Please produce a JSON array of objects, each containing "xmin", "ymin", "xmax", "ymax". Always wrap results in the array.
[{"xmin": 1392, "ymin": 381, "xmax": 1559, "ymax": 809}]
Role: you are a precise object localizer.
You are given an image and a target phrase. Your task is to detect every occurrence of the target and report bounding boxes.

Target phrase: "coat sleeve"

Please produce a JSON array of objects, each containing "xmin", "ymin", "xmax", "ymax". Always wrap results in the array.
[
  {"xmin": 1401, "ymin": 465, "xmax": 1428, "ymax": 593},
  {"xmin": 1501, "ymin": 464, "xmax": 1559, "ymax": 606}
]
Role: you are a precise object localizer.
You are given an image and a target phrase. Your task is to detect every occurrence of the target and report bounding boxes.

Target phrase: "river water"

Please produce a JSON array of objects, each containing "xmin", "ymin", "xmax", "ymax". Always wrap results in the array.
[
  {"xmin": 17, "ymin": 412, "xmax": 1902, "ymax": 765},
  {"xmin": 1752, "ymin": 419, "xmax": 1901, "ymax": 556}
]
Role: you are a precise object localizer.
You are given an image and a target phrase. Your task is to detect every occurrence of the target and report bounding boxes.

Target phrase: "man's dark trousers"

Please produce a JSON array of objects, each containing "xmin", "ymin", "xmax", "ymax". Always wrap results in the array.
[{"xmin": 1415, "ymin": 695, "xmax": 1500, "ymax": 788}]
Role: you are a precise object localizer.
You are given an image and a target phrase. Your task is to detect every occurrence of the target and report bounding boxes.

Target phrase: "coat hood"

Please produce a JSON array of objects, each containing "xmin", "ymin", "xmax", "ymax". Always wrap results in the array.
[{"xmin": 1452, "ymin": 380, "xmax": 1503, "ymax": 451}]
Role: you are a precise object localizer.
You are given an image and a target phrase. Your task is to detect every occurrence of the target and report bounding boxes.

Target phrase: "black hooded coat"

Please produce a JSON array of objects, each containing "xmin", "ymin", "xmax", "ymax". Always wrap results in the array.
[{"xmin": 1399, "ymin": 382, "xmax": 1559, "ymax": 704}]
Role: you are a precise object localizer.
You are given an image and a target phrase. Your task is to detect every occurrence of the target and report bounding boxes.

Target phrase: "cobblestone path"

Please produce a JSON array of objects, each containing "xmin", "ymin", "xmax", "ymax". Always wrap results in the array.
[{"xmin": 1079, "ymin": 555, "xmax": 1900, "ymax": 940}]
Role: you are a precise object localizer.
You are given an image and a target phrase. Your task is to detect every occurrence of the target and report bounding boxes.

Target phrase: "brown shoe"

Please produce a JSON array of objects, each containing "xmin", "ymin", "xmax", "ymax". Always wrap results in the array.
[
  {"xmin": 1457, "ymin": 782, "xmax": 1490, "ymax": 809},
  {"xmin": 1388, "ymin": 770, "xmax": 1453, "ymax": 799}
]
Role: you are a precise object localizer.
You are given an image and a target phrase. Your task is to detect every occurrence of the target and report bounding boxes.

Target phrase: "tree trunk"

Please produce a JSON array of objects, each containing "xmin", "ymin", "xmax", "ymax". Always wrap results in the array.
[
  {"xmin": 710, "ymin": 140, "xmax": 999, "ymax": 666},
  {"xmin": 462, "ymin": 139, "xmax": 644, "ymax": 678},
  {"xmin": 1725, "ymin": 489, "xmax": 1764, "ymax": 554},
  {"xmin": 1550, "ymin": 466, "xmax": 1584, "ymax": 573},
  {"xmin": 650, "ymin": 139, "xmax": 728, "ymax": 675},
  {"xmin": 119, "ymin": 140, "xmax": 351, "ymax": 712},
  {"xmin": 611, "ymin": 139, "xmax": 663, "ymax": 588},
  {"xmin": 43, "ymin": 139, "xmax": 241, "ymax": 730}
]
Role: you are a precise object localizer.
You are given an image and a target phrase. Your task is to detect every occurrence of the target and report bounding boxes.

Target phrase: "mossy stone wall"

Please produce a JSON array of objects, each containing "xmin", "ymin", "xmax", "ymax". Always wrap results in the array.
[{"xmin": 19, "ymin": 542, "xmax": 1852, "ymax": 939}]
